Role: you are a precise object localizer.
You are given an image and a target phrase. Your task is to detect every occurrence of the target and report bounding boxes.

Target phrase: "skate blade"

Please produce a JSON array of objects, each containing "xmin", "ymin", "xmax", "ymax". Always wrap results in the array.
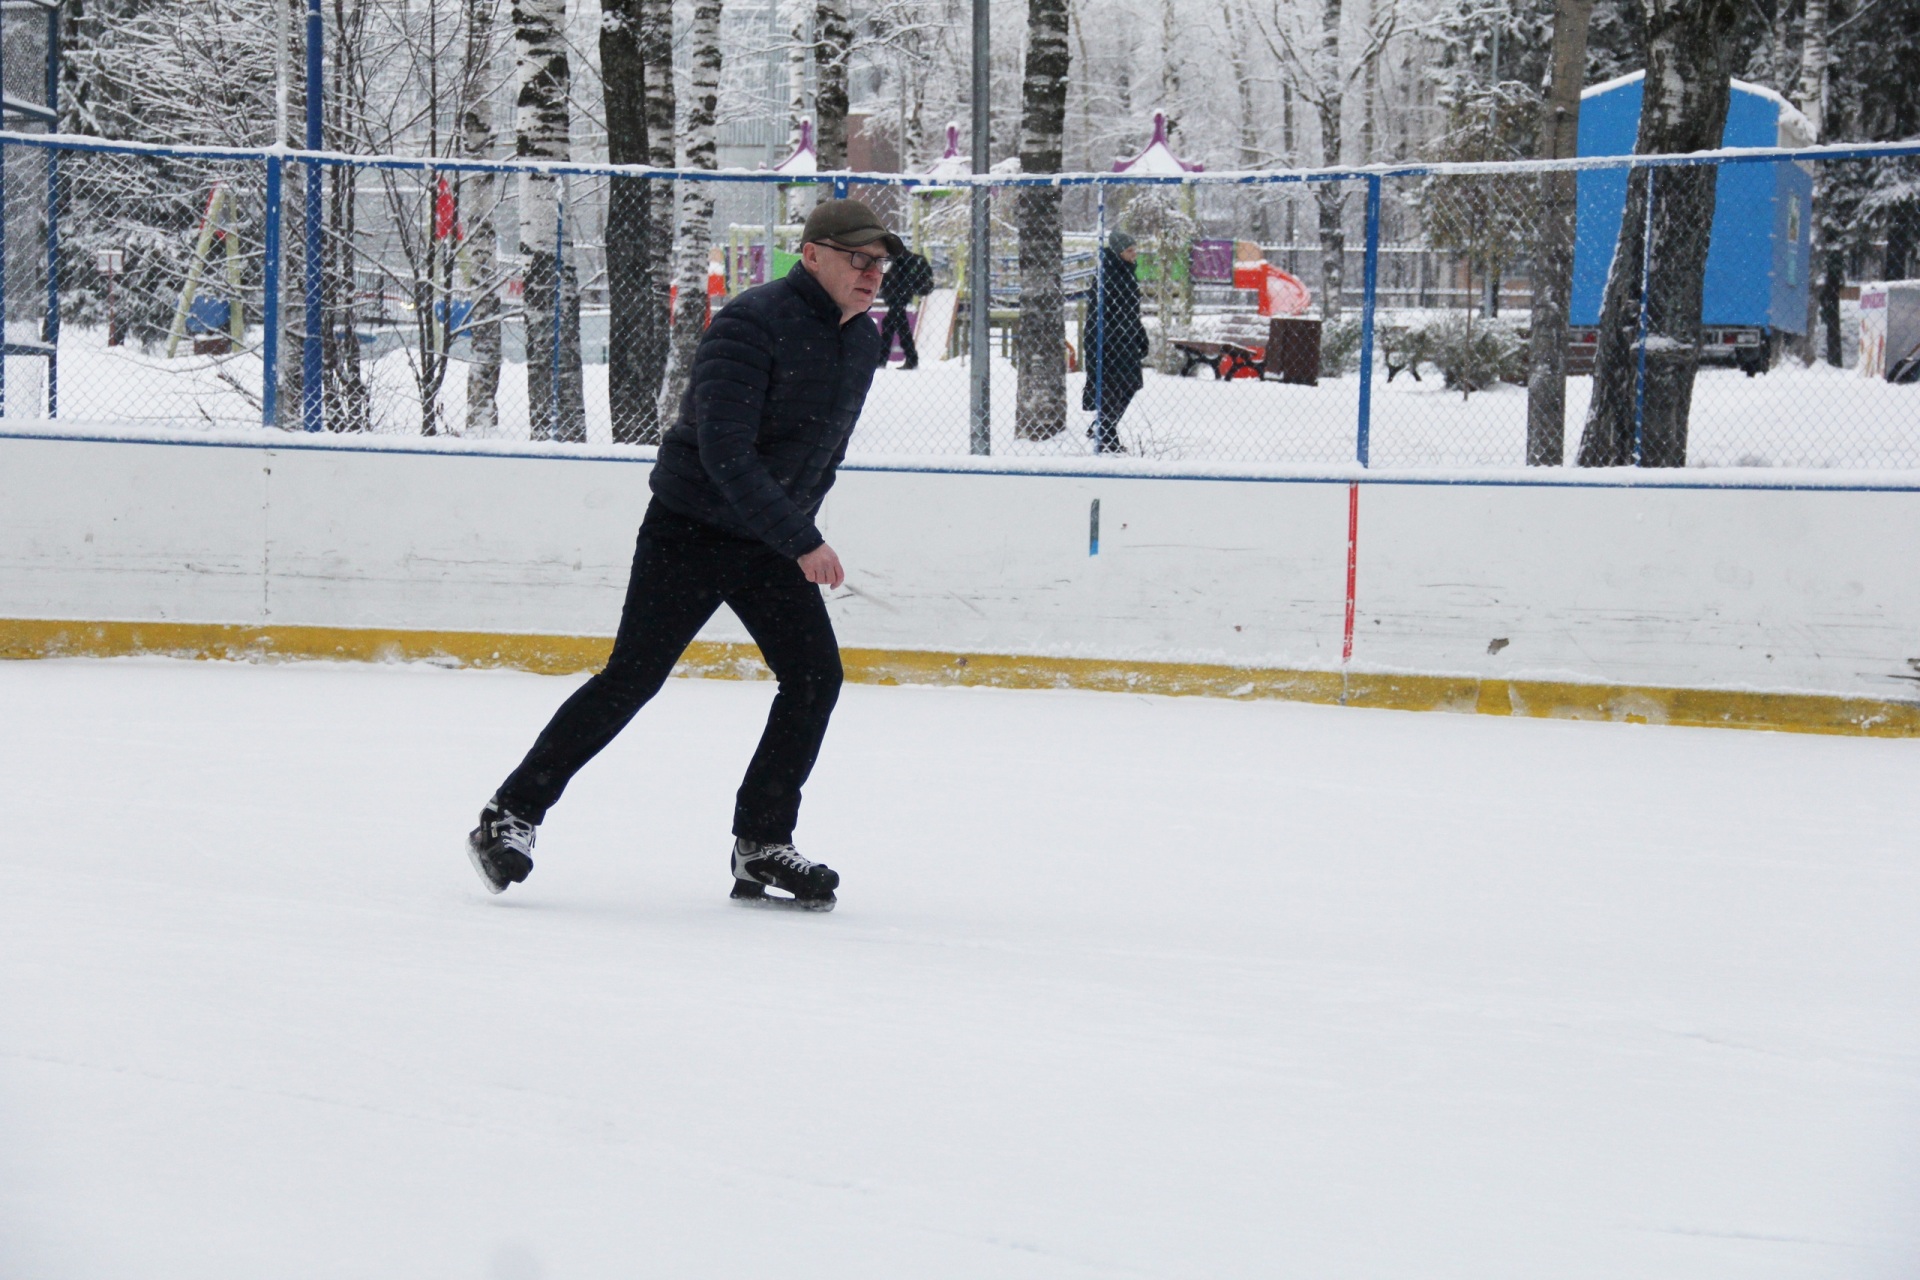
[
  {"xmin": 466, "ymin": 835, "xmax": 507, "ymax": 894},
  {"xmin": 730, "ymin": 882, "xmax": 835, "ymax": 912}
]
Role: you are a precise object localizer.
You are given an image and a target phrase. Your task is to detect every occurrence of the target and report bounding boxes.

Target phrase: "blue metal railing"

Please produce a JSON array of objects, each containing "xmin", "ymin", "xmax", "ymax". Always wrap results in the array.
[{"xmin": 1, "ymin": 127, "xmax": 1916, "ymax": 464}]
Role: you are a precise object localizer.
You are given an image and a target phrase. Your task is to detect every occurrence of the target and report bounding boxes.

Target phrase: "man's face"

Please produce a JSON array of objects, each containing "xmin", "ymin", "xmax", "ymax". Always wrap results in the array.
[
  {"xmin": 802, "ymin": 240, "xmax": 884, "ymax": 320},
  {"xmin": 1120, "ymin": 246, "xmax": 1140, "ymax": 264}
]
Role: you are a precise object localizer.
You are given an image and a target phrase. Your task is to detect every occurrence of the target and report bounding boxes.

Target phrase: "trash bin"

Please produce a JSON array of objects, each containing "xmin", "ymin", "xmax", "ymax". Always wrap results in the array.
[{"xmin": 1266, "ymin": 317, "xmax": 1321, "ymax": 386}]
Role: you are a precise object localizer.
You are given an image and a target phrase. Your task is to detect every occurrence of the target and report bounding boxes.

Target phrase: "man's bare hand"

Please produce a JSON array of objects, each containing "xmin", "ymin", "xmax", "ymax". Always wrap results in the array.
[{"xmin": 797, "ymin": 542, "xmax": 845, "ymax": 589}]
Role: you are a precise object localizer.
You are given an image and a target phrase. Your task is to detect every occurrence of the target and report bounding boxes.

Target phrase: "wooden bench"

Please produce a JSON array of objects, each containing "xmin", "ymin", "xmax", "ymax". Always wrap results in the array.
[
  {"xmin": 1172, "ymin": 339, "xmax": 1266, "ymax": 381},
  {"xmin": 1171, "ymin": 313, "xmax": 1271, "ymax": 380},
  {"xmin": 1173, "ymin": 316, "xmax": 1322, "ymax": 386}
]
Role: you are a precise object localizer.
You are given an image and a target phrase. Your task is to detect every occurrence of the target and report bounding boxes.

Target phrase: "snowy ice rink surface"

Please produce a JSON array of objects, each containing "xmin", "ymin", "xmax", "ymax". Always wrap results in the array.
[{"xmin": 2, "ymin": 657, "xmax": 1918, "ymax": 1279}]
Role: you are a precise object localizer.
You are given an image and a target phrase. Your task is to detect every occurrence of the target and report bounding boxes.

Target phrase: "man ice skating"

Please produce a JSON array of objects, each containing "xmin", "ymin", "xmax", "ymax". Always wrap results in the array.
[{"xmin": 467, "ymin": 198, "xmax": 902, "ymax": 911}]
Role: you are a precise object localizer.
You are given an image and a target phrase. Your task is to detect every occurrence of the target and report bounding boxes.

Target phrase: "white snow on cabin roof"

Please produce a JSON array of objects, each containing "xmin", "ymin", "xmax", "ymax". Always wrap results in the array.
[{"xmin": 1579, "ymin": 68, "xmax": 1816, "ymax": 139}]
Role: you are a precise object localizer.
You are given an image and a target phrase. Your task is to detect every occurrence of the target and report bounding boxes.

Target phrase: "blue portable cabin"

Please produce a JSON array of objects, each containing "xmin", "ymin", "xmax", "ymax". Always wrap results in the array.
[{"xmin": 1571, "ymin": 72, "xmax": 1814, "ymax": 371}]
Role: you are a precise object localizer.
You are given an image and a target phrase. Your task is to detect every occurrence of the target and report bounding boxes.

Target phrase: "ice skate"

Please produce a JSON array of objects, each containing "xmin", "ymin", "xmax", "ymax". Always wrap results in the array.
[
  {"xmin": 467, "ymin": 801, "xmax": 535, "ymax": 894},
  {"xmin": 730, "ymin": 837, "xmax": 838, "ymax": 911}
]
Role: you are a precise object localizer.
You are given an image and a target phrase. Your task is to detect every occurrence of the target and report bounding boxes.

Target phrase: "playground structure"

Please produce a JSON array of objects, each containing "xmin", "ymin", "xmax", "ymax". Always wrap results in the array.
[{"xmin": 164, "ymin": 183, "xmax": 247, "ymax": 357}]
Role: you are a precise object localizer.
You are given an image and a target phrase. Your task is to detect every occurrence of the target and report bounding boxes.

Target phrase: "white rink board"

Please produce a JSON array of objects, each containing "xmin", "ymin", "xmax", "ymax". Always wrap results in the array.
[{"xmin": 2, "ymin": 429, "xmax": 1919, "ymax": 701}]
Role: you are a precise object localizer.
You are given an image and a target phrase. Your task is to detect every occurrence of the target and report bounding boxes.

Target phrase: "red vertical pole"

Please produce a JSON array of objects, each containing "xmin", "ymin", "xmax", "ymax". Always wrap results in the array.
[{"xmin": 1342, "ymin": 482, "xmax": 1360, "ymax": 664}]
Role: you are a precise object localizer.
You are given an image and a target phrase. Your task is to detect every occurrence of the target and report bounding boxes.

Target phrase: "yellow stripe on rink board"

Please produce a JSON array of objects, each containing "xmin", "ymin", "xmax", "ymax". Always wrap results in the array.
[{"xmin": 3, "ymin": 616, "xmax": 1917, "ymax": 739}]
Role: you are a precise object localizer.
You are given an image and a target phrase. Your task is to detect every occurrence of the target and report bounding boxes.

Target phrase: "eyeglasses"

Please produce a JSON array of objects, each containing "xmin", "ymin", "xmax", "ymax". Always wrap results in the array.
[{"xmin": 817, "ymin": 242, "xmax": 893, "ymax": 273}]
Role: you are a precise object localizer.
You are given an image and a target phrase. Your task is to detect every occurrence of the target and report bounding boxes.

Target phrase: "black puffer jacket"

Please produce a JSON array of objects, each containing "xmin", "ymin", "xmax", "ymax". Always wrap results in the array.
[
  {"xmin": 1081, "ymin": 247, "xmax": 1148, "ymax": 408},
  {"xmin": 650, "ymin": 263, "xmax": 881, "ymax": 559}
]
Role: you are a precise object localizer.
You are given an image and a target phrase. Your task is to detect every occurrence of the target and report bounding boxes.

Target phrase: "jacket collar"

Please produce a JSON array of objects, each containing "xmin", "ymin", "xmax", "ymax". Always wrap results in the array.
[{"xmin": 786, "ymin": 261, "xmax": 848, "ymax": 324}]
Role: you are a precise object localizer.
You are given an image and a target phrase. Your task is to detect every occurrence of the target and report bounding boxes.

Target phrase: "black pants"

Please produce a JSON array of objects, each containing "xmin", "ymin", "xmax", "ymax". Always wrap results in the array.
[
  {"xmin": 877, "ymin": 304, "xmax": 918, "ymax": 366},
  {"xmin": 1087, "ymin": 377, "xmax": 1140, "ymax": 453},
  {"xmin": 495, "ymin": 503, "xmax": 842, "ymax": 842}
]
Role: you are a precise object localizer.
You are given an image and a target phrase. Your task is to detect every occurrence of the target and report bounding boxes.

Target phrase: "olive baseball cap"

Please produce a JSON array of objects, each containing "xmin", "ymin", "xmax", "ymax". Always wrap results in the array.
[{"xmin": 802, "ymin": 198, "xmax": 906, "ymax": 259}]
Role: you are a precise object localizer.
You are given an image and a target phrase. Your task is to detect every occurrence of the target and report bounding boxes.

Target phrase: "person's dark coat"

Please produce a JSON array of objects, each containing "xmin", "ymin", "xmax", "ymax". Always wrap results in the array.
[
  {"xmin": 651, "ymin": 263, "xmax": 881, "ymax": 560},
  {"xmin": 1082, "ymin": 247, "xmax": 1148, "ymax": 410}
]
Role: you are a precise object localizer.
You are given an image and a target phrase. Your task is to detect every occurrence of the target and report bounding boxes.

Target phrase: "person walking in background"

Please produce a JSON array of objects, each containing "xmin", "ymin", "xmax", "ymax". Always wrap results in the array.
[
  {"xmin": 877, "ymin": 247, "xmax": 934, "ymax": 369},
  {"xmin": 466, "ymin": 199, "xmax": 901, "ymax": 911},
  {"xmin": 1083, "ymin": 231, "xmax": 1148, "ymax": 455}
]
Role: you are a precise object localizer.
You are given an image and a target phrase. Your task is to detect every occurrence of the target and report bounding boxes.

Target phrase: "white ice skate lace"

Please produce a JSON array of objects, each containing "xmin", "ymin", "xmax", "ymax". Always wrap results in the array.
[
  {"xmin": 759, "ymin": 842, "xmax": 815, "ymax": 872},
  {"xmin": 493, "ymin": 811, "xmax": 536, "ymax": 855}
]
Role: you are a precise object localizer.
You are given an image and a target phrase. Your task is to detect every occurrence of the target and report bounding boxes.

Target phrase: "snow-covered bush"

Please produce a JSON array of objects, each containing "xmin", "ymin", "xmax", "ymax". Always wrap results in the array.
[
  {"xmin": 1424, "ymin": 315, "xmax": 1528, "ymax": 395},
  {"xmin": 1319, "ymin": 317, "xmax": 1364, "ymax": 378}
]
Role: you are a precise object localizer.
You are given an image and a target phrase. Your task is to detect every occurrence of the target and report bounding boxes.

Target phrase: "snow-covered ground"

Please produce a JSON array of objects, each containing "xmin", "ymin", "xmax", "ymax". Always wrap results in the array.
[
  {"xmin": 19, "ymin": 323, "xmax": 1920, "ymax": 469},
  {"xmin": 3, "ymin": 657, "xmax": 1917, "ymax": 1278}
]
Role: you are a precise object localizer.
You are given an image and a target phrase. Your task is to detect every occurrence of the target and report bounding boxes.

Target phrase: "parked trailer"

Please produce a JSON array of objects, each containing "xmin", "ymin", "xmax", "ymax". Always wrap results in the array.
[{"xmin": 1570, "ymin": 72, "xmax": 1815, "ymax": 376}]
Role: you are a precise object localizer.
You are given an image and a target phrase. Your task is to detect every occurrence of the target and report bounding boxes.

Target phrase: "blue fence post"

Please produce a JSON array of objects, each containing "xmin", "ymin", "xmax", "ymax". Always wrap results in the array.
[
  {"xmin": 1356, "ymin": 174, "xmax": 1381, "ymax": 468},
  {"xmin": 262, "ymin": 155, "xmax": 282, "ymax": 427},
  {"xmin": 1632, "ymin": 166, "xmax": 1654, "ymax": 467},
  {"xmin": 43, "ymin": 5, "xmax": 59, "ymax": 419},
  {"xmin": 833, "ymin": 175, "xmax": 849, "ymax": 199},
  {"xmin": 301, "ymin": 0, "xmax": 323, "ymax": 432}
]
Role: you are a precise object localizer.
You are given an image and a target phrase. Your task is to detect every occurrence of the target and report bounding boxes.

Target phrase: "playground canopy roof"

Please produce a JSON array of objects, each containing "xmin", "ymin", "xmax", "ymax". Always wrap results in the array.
[
  {"xmin": 772, "ymin": 120, "xmax": 817, "ymax": 177},
  {"xmin": 1113, "ymin": 111, "xmax": 1204, "ymax": 175},
  {"xmin": 923, "ymin": 123, "xmax": 971, "ymax": 182}
]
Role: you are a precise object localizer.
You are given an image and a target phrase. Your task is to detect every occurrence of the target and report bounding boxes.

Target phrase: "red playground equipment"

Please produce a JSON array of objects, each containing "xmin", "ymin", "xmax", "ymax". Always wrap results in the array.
[{"xmin": 1232, "ymin": 256, "xmax": 1312, "ymax": 319}]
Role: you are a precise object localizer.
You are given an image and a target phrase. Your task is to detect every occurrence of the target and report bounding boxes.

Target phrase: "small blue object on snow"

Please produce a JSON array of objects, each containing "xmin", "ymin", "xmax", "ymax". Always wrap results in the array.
[
  {"xmin": 186, "ymin": 296, "xmax": 231, "ymax": 335},
  {"xmin": 435, "ymin": 297, "xmax": 475, "ymax": 336},
  {"xmin": 1089, "ymin": 498, "xmax": 1100, "ymax": 556}
]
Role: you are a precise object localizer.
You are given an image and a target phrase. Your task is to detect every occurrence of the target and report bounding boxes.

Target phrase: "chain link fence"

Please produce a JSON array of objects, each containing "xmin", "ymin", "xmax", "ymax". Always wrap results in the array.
[{"xmin": 3, "ymin": 133, "xmax": 1917, "ymax": 472}]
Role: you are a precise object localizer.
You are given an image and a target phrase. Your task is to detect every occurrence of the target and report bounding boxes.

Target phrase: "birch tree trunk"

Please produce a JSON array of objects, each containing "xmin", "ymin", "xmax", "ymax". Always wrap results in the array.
[
  {"xmin": 1015, "ymin": 0, "xmax": 1069, "ymax": 440},
  {"xmin": 1225, "ymin": 0, "xmax": 1265, "ymax": 238},
  {"xmin": 659, "ymin": 0, "xmax": 723, "ymax": 426},
  {"xmin": 277, "ymin": 0, "xmax": 307, "ymax": 428},
  {"xmin": 601, "ymin": 0, "xmax": 653, "ymax": 442},
  {"xmin": 1283, "ymin": 79, "xmax": 1297, "ymax": 260},
  {"xmin": 1524, "ymin": 0, "xmax": 1594, "ymax": 465},
  {"xmin": 814, "ymin": 0, "xmax": 851, "ymax": 168},
  {"xmin": 323, "ymin": 0, "xmax": 369, "ymax": 433},
  {"xmin": 1795, "ymin": 0, "xmax": 1828, "ymax": 145},
  {"xmin": 1225, "ymin": 1, "xmax": 1260, "ymax": 167},
  {"xmin": 639, "ymin": 0, "xmax": 677, "ymax": 426},
  {"xmin": 1577, "ymin": 0, "xmax": 1741, "ymax": 467},
  {"xmin": 1159, "ymin": 0, "xmax": 1180, "ymax": 116},
  {"xmin": 515, "ymin": 0, "xmax": 584, "ymax": 442},
  {"xmin": 1796, "ymin": 0, "xmax": 1831, "ymax": 363},
  {"xmin": 1360, "ymin": 0, "xmax": 1378, "ymax": 164},
  {"xmin": 1315, "ymin": 0, "xmax": 1346, "ymax": 321},
  {"xmin": 462, "ymin": 0, "xmax": 503, "ymax": 437},
  {"xmin": 784, "ymin": 0, "xmax": 810, "ymax": 151}
]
